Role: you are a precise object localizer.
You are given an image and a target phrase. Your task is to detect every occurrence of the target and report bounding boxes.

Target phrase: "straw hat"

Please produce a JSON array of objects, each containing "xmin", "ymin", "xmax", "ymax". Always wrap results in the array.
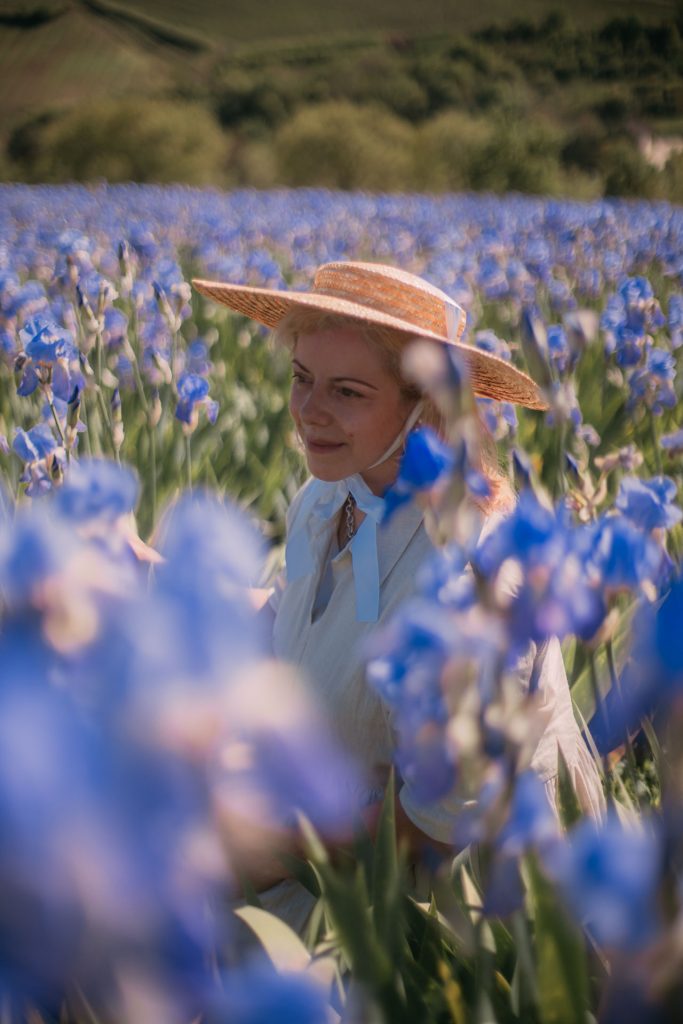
[{"xmin": 192, "ymin": 261, "xmax": 547, "ymax": 410}]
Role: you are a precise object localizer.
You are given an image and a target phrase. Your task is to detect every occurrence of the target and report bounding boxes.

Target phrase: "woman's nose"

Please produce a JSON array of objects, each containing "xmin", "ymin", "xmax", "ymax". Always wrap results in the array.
[{"xmin": 299, "ymin": 387, "xmax": 331, "ymax": 425}]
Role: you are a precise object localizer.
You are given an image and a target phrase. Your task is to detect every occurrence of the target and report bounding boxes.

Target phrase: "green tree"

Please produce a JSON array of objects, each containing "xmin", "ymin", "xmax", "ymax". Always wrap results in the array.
[
  {"xmin": 415, "ymin": 110, "xmax": 490, "ymax": 191},
  {"xmin": 275, "ymin": 101, "xmax": 415, "ymax": 190},
  {"xmin": 19, "ymin": 98, "xmax": 229, "ymax": 185},
  {"xmin": 600, "ymin": 139, "xmax": 658, "ymax": 198}
]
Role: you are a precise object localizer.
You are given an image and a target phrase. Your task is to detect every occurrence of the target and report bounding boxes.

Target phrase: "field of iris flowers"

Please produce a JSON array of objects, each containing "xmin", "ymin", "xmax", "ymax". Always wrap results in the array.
[{"xmin": 1, "ymin": 182, "xmax": 683, "ymax": 1023}]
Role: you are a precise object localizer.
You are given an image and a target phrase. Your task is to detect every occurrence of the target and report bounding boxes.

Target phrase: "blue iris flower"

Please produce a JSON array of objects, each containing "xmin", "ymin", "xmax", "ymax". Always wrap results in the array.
[
  {"xmin": 16, "ymin": 317, "xmax": 81, "ymax": 402},
  {"xmin": 590, "ymin": 515, "xmax": 663, "ymax": 591},
  {"xmin": 590, "ymin": 574, "xmax": 683, "ymax": 752},
  {"xmin": 661, "ymin": 426, "xmax": 683, "ymax": 454},
  {"xmin": 383, "ymin": 426, "xmax": 455, "ymax": 519},
  {"xmin": 668, "ymin": 292, "xmax": 683, "ymax": 348},
  {"xmin": 627, "ymin": 347, "xmax": 677, "ymax": 415},
  {"xmin": 474, "ymin": 490, "xmax": 607, "ymax": 650},
  {"xmin": 12, "ymin": 425, "xmax": 64, "ymax": 497},
  {"xmin": 175, "ymin": 373, "xmax": 219, "ymax": 428},
  {"xmin": 616, "ymin": 475, "xmax": 682, "ymax": 532},
  {"xmin": 12, "ymin": 423, "xmax": 57, "ymax": 464},
  {"xmin": 210, "ymin": 963, "xmax": 328, "ymax": 1024},
  {"xmin": 547, "ymin": 324, "xmax": 570, "ymax": 376},
  {"xmin": 54, "ymin": 459, "xmax": 139, "ymax": 524},
  {"xmin": 0, "ymin": 508, "xmax": 74, "ymax": 606},
  {"xmin": 544, "ymin": 811, "xmax": 662, "ymax": 951}
]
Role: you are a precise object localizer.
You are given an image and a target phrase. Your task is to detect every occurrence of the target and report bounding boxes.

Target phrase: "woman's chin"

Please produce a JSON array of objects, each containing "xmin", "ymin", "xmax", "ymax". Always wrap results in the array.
[{"xmin": 308, "ymin": 464, "xmax": 346, "ymax": 482}]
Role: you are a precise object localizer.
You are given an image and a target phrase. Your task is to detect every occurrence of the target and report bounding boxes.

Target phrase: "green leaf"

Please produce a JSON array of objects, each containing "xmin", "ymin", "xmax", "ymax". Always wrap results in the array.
[
  {"xmin": 372, "ymin": 770, "xmax": 397, "ymax": 901},
  {"xmin": 371, "ymin": 770, "xmax": 403, "ymax": 957},
  {"xmin": 525, "ymin": 855, "xmax": 589, "ymax": 1024},
  {"xmin": 510, "ymin": 909, "xmax": 539, "ymax": 1021},
  {"xmin": 556, "ymin": 747, "xmax": 583, "ymax": 829},
  {"xmin": 278, "ymin": 851, "xmax": 323, "ymax": 898}
]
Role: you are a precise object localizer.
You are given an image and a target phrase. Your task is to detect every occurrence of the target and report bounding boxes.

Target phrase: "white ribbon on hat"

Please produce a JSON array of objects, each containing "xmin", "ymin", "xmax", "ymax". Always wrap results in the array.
[
  {"xmin": 444, "ymin": 299, "xmax": 464, "ymax": 341},
  {"xmin": 365, "ymin": 399, "xmax": 424, "ymax": 470}
]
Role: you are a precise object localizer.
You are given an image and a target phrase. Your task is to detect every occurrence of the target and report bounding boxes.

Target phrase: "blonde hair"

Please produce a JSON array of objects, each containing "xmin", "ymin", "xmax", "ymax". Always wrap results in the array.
[{"xmin": 273, "ymin": 309, "xmax": 514, "ymax": 515}]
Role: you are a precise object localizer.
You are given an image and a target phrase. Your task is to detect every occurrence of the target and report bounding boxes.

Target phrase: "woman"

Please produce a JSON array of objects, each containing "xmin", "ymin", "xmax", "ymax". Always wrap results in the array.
[{"xmin": 193, "ymin": 261, "xmax": 603, "ymax": 935}]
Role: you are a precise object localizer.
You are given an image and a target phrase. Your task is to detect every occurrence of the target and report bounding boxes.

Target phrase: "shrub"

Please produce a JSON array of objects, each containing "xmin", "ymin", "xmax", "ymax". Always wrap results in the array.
[
  {"xmin": 465, "ymin": 116, "xmax": 566, "ymax": 195},
  {"xmin": 600, "ymin": 139, "xmax": 658, "ymax": 198},
  {"xmin": 274, "ymin": 101, "xmax": 415, "ymax": 190},
  {"xmin": 415, "ymin": 110, "xmax": 490, "ymax": 191},
  {"xmin": 19, "ymin": 99, "xmax": 229, "ymax": 185}
]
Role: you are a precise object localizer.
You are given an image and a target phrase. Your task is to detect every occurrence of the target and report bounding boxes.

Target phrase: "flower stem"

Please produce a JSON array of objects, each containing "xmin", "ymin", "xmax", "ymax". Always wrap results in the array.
[
  {"xmin": 588, "ymin": 650, "xmax": 610, "ymax": 781},
  {"xmin": 48, "ymin": 395, "xmax": 70, "ymax": 465},
  {"xmin": 95, "ymin": 387, "xmax": 117, "ymax": 457},
  {"xmin": 150, "ymin": 422, "xmax": 157, "ymax": 527},
  {"xmin": 649, "ymin": 413, "xmax": 663, "ymax": 476},
  {"xmin": 555, "ymin": 419, "xmax": 567, "ymax": 499},
  {"xmin": 605, "ymin": 639, "xmax": 641, "ymax": 804},
  {"xmin": 185, "ymin": 432, "xmax": 193, "ymax": 494}
]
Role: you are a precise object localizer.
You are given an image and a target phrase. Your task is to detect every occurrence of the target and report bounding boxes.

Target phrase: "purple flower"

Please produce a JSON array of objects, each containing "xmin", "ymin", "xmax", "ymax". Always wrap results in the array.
[
  {"xmin": 590, "ymin": 574, "xmax": 683, "ymax": 752},
  {"xmin": 473, "ymin": 330, "xmax": 511, "ymax": 361},
  {"xmin": 544, "ymin": 812, "xmax": 662, "ymax": 951},
  {"xmin": 618, "ymin": 276, "xmax": 665, "ymax": 334},
  {"xmin": 22, "ymin": 318, "xmax": 77, "ymax": 365},
  {"xmin": 616, "ymin": 476, "xmax": 682, "ymax": 532},
  {"xmin": 16, "ymin": 317, "xmax": 81, "ymax": 402},
  {"xmin": 0, "ymin": 507, "xmax": 75, "ymax": 606},
  {"xmin": 661, "ymin": 427, "xmax": 683, "ymax": 455},
  {"xmin": 366, "ymin": 599, "xmax": 459, "ymax": 801},
  {"xmin": 547, "ymin": 324, "xmax": 571, "ymax": 376},
  {"xmin": 383, "ymin": 426, "xmax": 455, "ymax": 518},
  {"xmin": 209, "ymin": 963, "xmax": 328, "ymax": 1024},
  {"xmin": 55, "ymin": 459, "xmax": 139, "ymax": 524},
  {"xmin": 175, "ymin": 373, "xmax": 219, "ymax": 430},
  {"xmin": 474, "ymin": 491, "xmax": 606, "ymax": 650},
  {"xmin": 668, "ymin": 292, "xmax": 683, "ymax": 349},
  {"xmin": 185, "ymin": 338, "xmax": 212, "ymax": 376},
  {"xmin": 590, "ymin": 515, "xmax": 664, "ymax": 592},
  {"xmin": 12, "ymin": 424, "xmax": 64, "ymax": 497},
  {"xmin": 12, "ymin": 423, "xmax": 57, "ymax": 464},
  {"xmin": 477, "ymin": 397, "xmax": 517, "ymax": 441},
  {"xmin": 103, "ymin": 307, "xmax": 128, "ymax": 350},
  {"xmin": 455, "ymin": 770, "xmax": 562, "ymax": 917},
  {"xmin": 627, "ymin": 347, "xmax": 676, "ymax": 415}
]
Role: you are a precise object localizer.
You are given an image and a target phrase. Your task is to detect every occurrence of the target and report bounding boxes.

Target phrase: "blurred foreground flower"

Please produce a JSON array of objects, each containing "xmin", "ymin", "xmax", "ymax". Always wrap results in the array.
[
  {"xmin": 0, "ymin": 460, "xmax": 356, "ymax": 1020},
  {"xmin": 544, "ymin": 811, "xmax": 662, "ymax": 951}
]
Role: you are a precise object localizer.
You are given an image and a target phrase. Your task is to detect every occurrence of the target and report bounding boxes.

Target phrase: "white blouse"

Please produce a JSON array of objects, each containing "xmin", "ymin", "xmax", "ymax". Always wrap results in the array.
[{"xmin": 258, "ymin": 477, "xmax": 604, "ymax": 934}]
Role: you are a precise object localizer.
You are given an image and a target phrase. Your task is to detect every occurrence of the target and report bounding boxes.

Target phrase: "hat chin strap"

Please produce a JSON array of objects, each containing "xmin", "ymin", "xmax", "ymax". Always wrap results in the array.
[{"xmin": 365, "ymin": 400, "xmax": 424, "ymax": 471}]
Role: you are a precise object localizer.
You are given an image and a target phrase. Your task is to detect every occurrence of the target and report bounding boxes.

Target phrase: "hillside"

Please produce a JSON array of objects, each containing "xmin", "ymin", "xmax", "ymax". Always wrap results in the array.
[
  {"xmin": 0, "ymin": 0, "xmax": 677, "ymax": 128},
  {"xmin": 2, "ymin": 0, "xmax": 683, "ymax": 200}
]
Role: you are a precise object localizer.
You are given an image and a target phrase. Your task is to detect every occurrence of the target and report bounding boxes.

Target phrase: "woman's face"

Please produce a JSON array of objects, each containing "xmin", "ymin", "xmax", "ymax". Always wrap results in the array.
[{"xmin": 289, "ymin": 326, "xmax": 415, "ymax": 495}]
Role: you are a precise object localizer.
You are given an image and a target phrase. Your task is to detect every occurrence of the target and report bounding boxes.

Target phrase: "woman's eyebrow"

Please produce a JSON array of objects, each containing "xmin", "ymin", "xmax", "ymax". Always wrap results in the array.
[
  {"xmin": 291, "ymin": 359, "xmax": 378, "ymax": 390},
  {"xmin": 332, "ymin": 376, "xmax": 379, "ymax": 391}
]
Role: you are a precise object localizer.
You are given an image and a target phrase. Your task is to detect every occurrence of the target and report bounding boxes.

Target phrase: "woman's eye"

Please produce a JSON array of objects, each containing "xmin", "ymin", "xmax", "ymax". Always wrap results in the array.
[
  {"xmin": 291, "ymin": 372, "xmax": 309, "ymax": 385},
  {"xmin": 336, "ymin": 386, "xmax": 362, "ymax": 399}
]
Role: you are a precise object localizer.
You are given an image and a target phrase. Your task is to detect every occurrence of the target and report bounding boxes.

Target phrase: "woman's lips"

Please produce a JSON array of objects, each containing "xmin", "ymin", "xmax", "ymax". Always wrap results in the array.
[{"xmin": 305, "ymin": 438, "xmax": 345, "ymax": 453}]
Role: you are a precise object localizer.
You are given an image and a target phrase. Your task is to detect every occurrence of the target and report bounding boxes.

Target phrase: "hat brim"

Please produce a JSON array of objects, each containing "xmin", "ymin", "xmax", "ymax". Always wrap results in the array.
[{"xmin": 192, "ymin": 278, "xmax": 548, "ymax": 411}]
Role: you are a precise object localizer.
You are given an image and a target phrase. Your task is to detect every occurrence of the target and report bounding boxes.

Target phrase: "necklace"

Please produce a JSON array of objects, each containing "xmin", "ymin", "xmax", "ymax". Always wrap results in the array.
[{"xmin": 344, "ymin": 493, "xmax": 357, "ymax": 542}]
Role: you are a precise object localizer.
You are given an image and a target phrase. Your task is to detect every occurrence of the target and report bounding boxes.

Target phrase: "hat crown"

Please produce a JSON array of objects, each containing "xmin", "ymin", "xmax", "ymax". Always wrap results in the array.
[{"xmin": 313, "ymin": 261, "xmax": 466, "ymax": 342}]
